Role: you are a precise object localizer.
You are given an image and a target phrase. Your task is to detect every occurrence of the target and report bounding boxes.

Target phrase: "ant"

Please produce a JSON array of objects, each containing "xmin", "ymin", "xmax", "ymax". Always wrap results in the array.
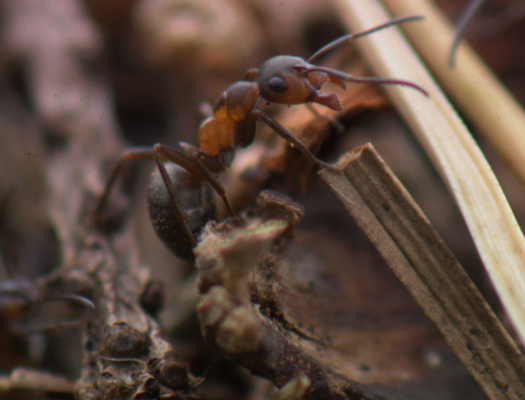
[
  {"xmin": 94, "ymin": 15, "xmax": 428, "ymax": 261},
  {"xmin": 449, "ymin": 0, "xmax": 485, "ymax": 67}
]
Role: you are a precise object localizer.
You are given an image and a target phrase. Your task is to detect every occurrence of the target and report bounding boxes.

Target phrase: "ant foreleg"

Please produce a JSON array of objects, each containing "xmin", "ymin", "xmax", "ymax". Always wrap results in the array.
[
  {"xmin": 94, "ymin": 144, "xmax": 216, "ymax": 260},
  {"xmin": 449, "ymin": 0, "xmax": 485, "ymax": 67},
  {"xmin": 193, "ymin": 158, "xmax": 237, "ymax": 220},
  {"xmin": 252, "ymin": 110, "xmax": 336, "ymax": 170}
]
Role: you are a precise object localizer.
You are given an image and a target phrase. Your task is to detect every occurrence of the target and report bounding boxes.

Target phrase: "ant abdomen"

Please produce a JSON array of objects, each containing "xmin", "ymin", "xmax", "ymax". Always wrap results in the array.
[{"xmin": 147, "ymin": 163, "xmax": 216, "ymax": 261}]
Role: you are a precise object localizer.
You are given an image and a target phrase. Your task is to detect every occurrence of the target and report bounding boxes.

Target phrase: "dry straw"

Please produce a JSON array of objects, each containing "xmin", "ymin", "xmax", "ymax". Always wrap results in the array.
[{"xmin": 331, "ymin": 0, "xmax": 525, "ymax": 347}]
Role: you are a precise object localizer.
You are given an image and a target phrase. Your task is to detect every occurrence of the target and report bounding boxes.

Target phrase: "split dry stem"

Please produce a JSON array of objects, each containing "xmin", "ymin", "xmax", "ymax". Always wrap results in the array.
[
  {"xmin": 320, "ymin": 144, "xmax": 525, "ymax": 400},
  {"xmin": 332, "ymin": 0, "xmax": 525, "ymax": 350}
]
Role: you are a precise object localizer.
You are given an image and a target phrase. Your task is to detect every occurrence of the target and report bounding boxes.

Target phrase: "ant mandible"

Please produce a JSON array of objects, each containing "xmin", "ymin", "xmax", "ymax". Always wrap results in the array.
[{"xmin": 94, "ymin": 15, "xmax": 428, "ymax": 261}]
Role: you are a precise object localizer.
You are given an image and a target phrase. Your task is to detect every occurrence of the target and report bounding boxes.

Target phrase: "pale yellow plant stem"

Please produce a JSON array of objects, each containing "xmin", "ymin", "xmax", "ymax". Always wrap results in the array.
[
  {"xmin": 331, "ymin": 0, "xmax": 525, "ymax": 345},
  {"xmin": 382, "ymin": 0, "xmax": 525, "ymax": 187}
]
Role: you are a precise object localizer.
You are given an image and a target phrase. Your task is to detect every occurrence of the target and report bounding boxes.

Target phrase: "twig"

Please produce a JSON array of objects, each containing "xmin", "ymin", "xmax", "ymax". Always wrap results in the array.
[{"xmin": 320, "ymin": 144, "xmax": 525, "ymax": 400}]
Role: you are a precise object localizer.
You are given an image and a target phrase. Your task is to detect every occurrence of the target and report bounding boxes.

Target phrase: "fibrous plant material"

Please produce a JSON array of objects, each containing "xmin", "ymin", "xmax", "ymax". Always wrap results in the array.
[
  {"xmin": 320, "ymin": 144, "xmax": 525, "ymax": 400},
  {"xmin": 193, "ymin": 213, "xmax": 398, "ymax": 400},
  {"xmin": 331, "ymin": 0, "xmax": 525, "ymax": 347}
]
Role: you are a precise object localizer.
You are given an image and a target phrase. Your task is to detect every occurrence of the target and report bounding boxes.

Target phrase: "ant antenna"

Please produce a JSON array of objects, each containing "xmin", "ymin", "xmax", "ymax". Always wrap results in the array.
[
  {"xmin": 305, "ymin": 15, "xmax": 428, "ymax": 97},
  {"xmin": 307, "ymin": 15, "xmax": 425, "ymax": 64},
  {"xmin": 307, "ymin": 65, "xmax": 429, "ymax": 96},
  {"xmin": 449, "ymin": 0, "xmax": 486, "ymax": 67}
]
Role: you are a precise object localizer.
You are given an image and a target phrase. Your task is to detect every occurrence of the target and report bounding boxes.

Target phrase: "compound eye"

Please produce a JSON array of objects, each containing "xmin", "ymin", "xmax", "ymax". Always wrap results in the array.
[{"xmin": 268, "ymin": 76, "xmax": 288, "ymax": 92}]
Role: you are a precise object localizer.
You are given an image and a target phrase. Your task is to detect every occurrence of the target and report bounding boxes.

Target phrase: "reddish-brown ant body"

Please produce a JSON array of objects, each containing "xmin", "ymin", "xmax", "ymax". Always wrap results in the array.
[{"xmin": 94, "ymin": 15, "xmax": 427, "ymax": 261}]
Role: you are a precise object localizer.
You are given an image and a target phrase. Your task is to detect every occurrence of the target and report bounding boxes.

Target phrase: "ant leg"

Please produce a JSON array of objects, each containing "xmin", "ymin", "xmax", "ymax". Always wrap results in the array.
[
  {"xmin": 152, "ymin": 144, "xmax": 237, "ymax": 219},
  {"xmin": 93, "ymin": 147, "xmax": 155, "ymax": 223},
  {"xmin": 153, "ymin": 152, "xmax": 197, "ymax": 249},
  {"xmin": 252, "ymin": 110, "xmax": 336, "ymax": 170},
  {"xmin": 305, "ymin": 103, "xmax": 344, "ymax": 134},
  {"xmin": 94, "ymin": 145, "xmax": 199, "ymax": 250}
]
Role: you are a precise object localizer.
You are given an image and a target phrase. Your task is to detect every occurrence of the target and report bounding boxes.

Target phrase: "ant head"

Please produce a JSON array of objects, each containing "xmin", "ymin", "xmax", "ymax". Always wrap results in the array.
[{"xmin": 258, "ymin": 56, "xmax": 342, "ymax": 111}]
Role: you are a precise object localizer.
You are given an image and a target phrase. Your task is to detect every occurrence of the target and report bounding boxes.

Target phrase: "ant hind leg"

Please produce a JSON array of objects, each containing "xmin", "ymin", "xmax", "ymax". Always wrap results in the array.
[
  {"xmin": 153, "ymin": 143, "xmax": 237, "ymax": 220},
  {"xmin": 153, "ymin": 153, "xmax": 197, "ymax": 250},
  {"xmin": 93, "ymin": 147, "xmax": 156, "ymax": 226}
]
